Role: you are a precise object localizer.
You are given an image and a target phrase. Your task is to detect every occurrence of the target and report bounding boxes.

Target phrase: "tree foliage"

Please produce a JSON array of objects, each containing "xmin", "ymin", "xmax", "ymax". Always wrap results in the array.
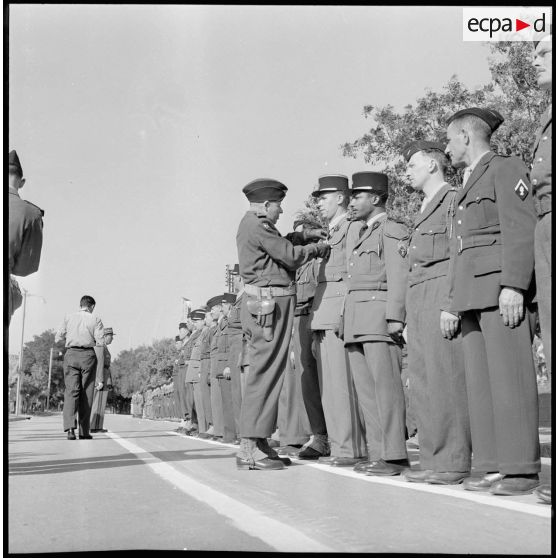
[{"xmin": 340, "ymin": 42, "xmax": 550, "ymax": 227}]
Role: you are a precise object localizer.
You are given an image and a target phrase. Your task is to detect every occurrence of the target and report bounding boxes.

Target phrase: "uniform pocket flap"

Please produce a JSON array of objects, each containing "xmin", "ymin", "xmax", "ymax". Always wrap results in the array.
[
  {"xmin": 473, "ymin": 254, "xmax": 501, "ymax": 276},
  {"xmin": 466, "ymin": 186, "xmax": 496, "ymax": 205},
  {"xmin": 352, "ymin": 290, "xmax": 388, "ymax": 303},
  {"xmin": 423, "ymin": 223, "xmax": 447, "ymax": 235}
]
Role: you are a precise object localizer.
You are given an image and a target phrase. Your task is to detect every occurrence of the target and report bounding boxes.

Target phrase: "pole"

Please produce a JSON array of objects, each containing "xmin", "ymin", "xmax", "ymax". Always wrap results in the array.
[
  {"xmin": 16, "ymin": 289, "xmax": 28, "ymax": 416},
  {"xmin": 46, "ymin": 347, "xmax": 54, "ymax": 411}
]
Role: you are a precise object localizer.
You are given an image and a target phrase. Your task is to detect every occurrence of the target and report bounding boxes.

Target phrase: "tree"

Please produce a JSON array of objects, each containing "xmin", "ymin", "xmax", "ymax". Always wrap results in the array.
[{"xmin": 340, "ymin": 42, "xmax": 549, "ymax": 228}]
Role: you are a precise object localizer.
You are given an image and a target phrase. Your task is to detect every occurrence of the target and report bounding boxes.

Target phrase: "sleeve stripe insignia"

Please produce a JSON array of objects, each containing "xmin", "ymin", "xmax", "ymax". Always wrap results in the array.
[{"xmin": 514, "ymin": 179, "xmax": 529, "ymax": 201}]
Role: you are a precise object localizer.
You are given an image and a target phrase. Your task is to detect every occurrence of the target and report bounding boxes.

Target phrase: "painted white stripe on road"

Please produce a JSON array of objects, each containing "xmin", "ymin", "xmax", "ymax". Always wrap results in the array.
[
  {"xmin": 165, "ymin": 431, "xmax": 552, "ymax": 519},
  {"xmin": 107, "ymin": 432, "xmax": 335, "ymax": 553}
]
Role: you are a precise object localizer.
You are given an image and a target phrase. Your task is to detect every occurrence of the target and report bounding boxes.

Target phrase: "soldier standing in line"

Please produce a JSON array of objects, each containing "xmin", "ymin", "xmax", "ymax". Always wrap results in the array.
[
  {"xmin": 8, "ymin": 150, "xmax": 44, "ymax": 326},
  {"xmin": 171, "ymin": 335, "xmax": 183, "ymax": 423},
  {"xmin": 181, "ymin": 319, "xmax": 201, "ymax": 435},
  {"xmin": 444, "ymin": 107, "xmax": 540, "ymax": 496},
  {"xmin": 309, "ymin": 175, "xmax": 367, "ymax": 466},
  {"xmin": 235, "ymin": 178, "xmax": 329, "ymax": 470},
  {"xmin": 531, "ymin": 33, "xmax": 552, "ymax": 506},
  {"xmin": 401, "ymin": 141, "xmax": 471, "ymax": 484},
  {"xmin": 90, "ymin": 327, "xmax": 115, "ymax": 433},
  {"xmin": 343, "ymin": 172, "xmax": 410, "ymax": 476},
  {"xmin": 197, "ymin": 311, "xmax": 217, "ymax": 439},
  {"xmin": 223, "ymin": 270, "xmax": 245, "ymax": 441},
  {"xmin": 186, "ymin": 309, "xmax": 209, "ymax": 433},
  {"xmin": 176, "ymin": 322, "xmax": 192, "ymax": 430}
]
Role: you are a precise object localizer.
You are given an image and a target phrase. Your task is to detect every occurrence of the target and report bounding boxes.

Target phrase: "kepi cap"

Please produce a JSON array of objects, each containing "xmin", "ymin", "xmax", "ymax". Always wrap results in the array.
[
  {"xmin": 9, "ymin": 150, "xmax": 22, "ymax": 175},
  {"xmin": 190, "ymin": 309, "xmax": 206, "ymax": 320},
  {"xmin": 178, "ymin": 322, "xmax": 188, "ymax": 329},
  {"xmin": 174, "ymin": 335, "xmax": 181, "ymax": 342},
  {"xmin": 243, "ymin": 178, "xmax": 287, "ymax": 202},
  {"xmin": 402, "ymin": 140, "xmax": 447, "ymax": 162},
  {"xmin": 447, "ymin": 107, "xmax": 504, "ymax": 133},
  {"xmin": 351, "ymin": 172, "xmax": 389, "ymax": 195},
  {"xmin": 206, "ymin": 295, "xmax": 224, "ymax": 309},
  {"xmin": 311, "ymin": 174, "xmax": 349, "ymax": 197},
  {"xmin": 222, "ymin": 292, "xmax": 236, "ymax": 304},
  {"xmin": 104, "ymin": 327, "xmax": 115, "ymax": 336}
]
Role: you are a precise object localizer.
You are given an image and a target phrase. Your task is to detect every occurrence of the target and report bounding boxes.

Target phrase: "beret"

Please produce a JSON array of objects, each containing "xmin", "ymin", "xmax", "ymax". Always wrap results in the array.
[
  {"xmin": 311, "ymin": 174, "xmax": 349, "ymax": 197},
  {"xmin": 178, "ymin": 322, "xmax": 188, "ymax": 329},
  {"xmin": 222, "ymin": 292, "xmax": 237, "ymax": 304},
  {"xmin": 206, "ymin": 295, "xmax": 224, "ymax": 309},
  {"xmin": 351, "ymin": 172, "xmax": 389, "ymax": 195},
  {"xmin": 447, "ymin": 107, "xmax": 504, "ymax": 133},
  {"xmin": 402, "ymin": 140, "xmax": 447, "ymax": 162},
  {"xmin": 190, "ymin": 309, "xmax": 207, "ymax": 320},
  {"xmin": 9, "ymin": 150, "xmax": 22, "ymax": 175},
  {"xmin": 174, "ymin": 335, "xmax": 181, "ymax": 341},
  {"xmin": 243, "ymin": 178, "xmax": 287, "ymax": 202}
]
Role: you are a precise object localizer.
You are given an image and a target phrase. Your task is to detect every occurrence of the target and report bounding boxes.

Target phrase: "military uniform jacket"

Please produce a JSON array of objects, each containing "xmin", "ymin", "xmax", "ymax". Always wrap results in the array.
[
  {"xmin": 227, "ymin": 294, "xmax": 244, "ymax": 337},
  {"xmin": 236, "ymin": 210, "xmax": 320, "ymax": 287},
  {"xmin": 530, "ymin": 104, "xmax": 552, "ymax": 217},
  {"xmin": 448, "ymin": 152, "xmax": 536, "ymax": 313},
  {"xmin": 343, "ymin": 215, "xmax": 409, "ymax": 343},
  {"xmin": 102, "ymin": 346, "xmax": 113, "ymax": 385},
  {"xmin": 210, "ymin": 318, "xmax": 229, "ymax": 378},
  {"xmin": 8, "ymin": 190, "xmax": 44, "ymax": 276},
  {"xmin": 408, "ymin": 184, "xmax": 458, "ymax": 311},
  {"xmin": 185, "ymin": 329, "xmax": 204, "ymax": 383},
  {"xmin": 295, "ymin": 259, "xmax": 318, "ymax": 316},
  {"xmin": 310, "ymin": 215, "xmax": 358, "ymax": 329}
]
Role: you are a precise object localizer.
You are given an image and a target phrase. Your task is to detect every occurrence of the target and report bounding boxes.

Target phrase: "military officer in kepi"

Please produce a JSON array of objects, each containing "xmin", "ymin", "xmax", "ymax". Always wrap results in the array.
[
  {"xmin": 343, "ymin": 172, "xmax": 410, "ymax": 477},
  {"xmin": 8, "ymin": 149, "xmax": 44, "ymax": 325},
  {"xmin": 402, "ymin": 140, "xmax": 471, "ymax": 485},
  {"xmin": 235, "ymin": 178, "xmax": 330, "ymax": 470},
  {"xmin": 444, "ymin": 107, "xmax": 540, "ymax": 496}
]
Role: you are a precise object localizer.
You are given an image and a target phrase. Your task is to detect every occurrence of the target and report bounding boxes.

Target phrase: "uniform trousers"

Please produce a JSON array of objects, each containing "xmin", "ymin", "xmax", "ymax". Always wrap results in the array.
[
  {"xmin": 90, "ymin": 389, "xmax": 109, "ymax": 430},
  {"xmin": 406, "ymin": 277, "xmax": 471, "ymax": 472},
  {"xmin": 239, "ymin": 294, "xmax": 294, "ymax": 438},
  {"xmin": 277, "ymin": 331, "xmax": 312, "ymax": 446},
  {"xmin": 62, "ymin": 347, "xmax": 97, "ymax": 435},
  {"xmin": 294, "ymin": 314, "xmax": 327, "ymax": 437},
  {"xmin": 228, "ymin": 333, "xmax": 243, "ymax": 436},
  {"xmin": 191, "ymin": 382, "xmax": 206, "ymax": 432},
  {"xmin": 218, "ymin": 378, "xmax": 237, "ymax": 442},
  {"xmin": 314, "ymin": 330, "xmax": 366, "ymax": 458},
  {"xmin": 346, "ymin": 341, "xmax": 407, "ymax": 461},
  {"xmin": 210, "ymin": 377, "xmax": 225, "ymax": 436},
  {"xmin": 200, "ymin": 359, "xmax": 213, "ymax": 427},
  {"xmin": 184, "ymin": 382, "xmax": 197, "ymax": 425},
  {"xmin": 535, "ymin": 213, "xmax": 552, "ymax": 373},
  {"xmin": 461, "ymin": 306, "xmax": 540, "ymax": 474},
  {"xmin": 176, "ymin": 364, "xmax": 188, "ymax": 419}
]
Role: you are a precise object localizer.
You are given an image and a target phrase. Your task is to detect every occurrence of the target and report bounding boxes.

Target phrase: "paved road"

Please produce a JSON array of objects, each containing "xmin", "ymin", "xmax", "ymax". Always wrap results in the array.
[{"xmin": 9, "ymin": 414, "xmax": 552, "ymax": 553}]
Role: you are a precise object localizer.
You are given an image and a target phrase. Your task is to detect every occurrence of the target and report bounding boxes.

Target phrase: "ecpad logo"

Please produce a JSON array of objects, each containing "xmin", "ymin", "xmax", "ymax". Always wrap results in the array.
[{"xmin": 463, "ymin": 8, "xmax": 552, "ymax": 42}]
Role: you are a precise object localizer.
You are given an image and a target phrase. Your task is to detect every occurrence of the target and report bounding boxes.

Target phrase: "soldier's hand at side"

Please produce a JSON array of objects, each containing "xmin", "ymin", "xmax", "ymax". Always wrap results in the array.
[
  {"xmin": 289, "ymin": 350, "xmax": 296, "ymax": 370},
  {"xmin": 499, "ymin": 287, "xmax": 524, "ymax": 328},
  {"xmin": 223, "ymin": 367, "xmax": 231, "ymax": 380},
  {"xmin": 315, "ymin": 242, "xmax": 331, "ymax": 259},
  {"xmin": 95, "ymin": 381, "xmax": 104, "ymax": 391},
  {"xmin": 440, "ymin": 311, "xmax": 460, "ymax": 339},
  {"xmin": 387, "ymin": 320, "xmax": 404, "ymax": 342}
]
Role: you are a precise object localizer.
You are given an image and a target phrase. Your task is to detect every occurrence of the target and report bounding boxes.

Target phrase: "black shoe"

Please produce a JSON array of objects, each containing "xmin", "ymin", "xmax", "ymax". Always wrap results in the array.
[
  {"xmin": 197, "ymin": 432, "xmax": 214, "ymax": 439},
  {"xmin": 298, "ymin": 446, "xmax": 329, "ymax": 460},
  {"xmin": 79, "ymin": 434, "xmax": 93, "ymax": 440},
  {"xmin": 67, "ymin": 429, "xmax": 76, "ymax": 440},
  {"xmin": 236, "ymin": 456, "xmax": 285, "ymax": 470},
  {"xmin": 90, "ymin": 429, "xmax": 98, "ymax": 433}
]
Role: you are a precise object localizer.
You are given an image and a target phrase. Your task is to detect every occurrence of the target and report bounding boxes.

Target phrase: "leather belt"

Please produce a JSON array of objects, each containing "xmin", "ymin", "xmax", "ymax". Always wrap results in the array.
[
  {"xmin": 348, "ymin": 281, "xmax": 388, "ymax": 292},
  {"xmin": 244, "ymin": 283, "xmax": 296, "ymax": 297},
  {"xmin": 67, "ymin": 346, "xmax": 94, "ymax": 350}
]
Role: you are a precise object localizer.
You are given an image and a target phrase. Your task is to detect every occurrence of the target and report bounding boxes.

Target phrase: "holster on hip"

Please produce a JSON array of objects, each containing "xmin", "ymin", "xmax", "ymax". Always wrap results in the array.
[{"xmin": 246, "ymin": 295, "xmax": 276, "ymax": 342}]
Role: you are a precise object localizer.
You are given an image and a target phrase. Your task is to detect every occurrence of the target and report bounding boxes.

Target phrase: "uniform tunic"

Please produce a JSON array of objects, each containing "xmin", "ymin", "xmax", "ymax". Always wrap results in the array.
[
  {"xmin": 210, "ymin": 320, "xmax": 227, "ymax": 437},
  {"xmin": 199, "ymin": 326, "xmax": 215, "ymax": 430},
  {"xmin": 8, "ymin": 189, "xmax": 44, "ymax": 322},
  {"xmin": 406, "ymin": 184, "xmax": 471, "ymax": 472},
  {"xmin": 309, "ymin": 215, "xmax": 366, "ymax": 457},
  {"xmin": 344, "ymin": 214, "xmax": 409, "ymax": 461},
  {"xmin": 227, "ymin": 293, "xmax": 245, "ymax": 436},
  {"xmin": 236, "ymin": 210, "xmax": 321, "ymax": 439},
  {"xmin": 531, "ymin": 104, "xmax": 552, "ymax": 373},
  {"xmin": 188, "ymin": 328, "xmax": 208, "ymax": 431},
  {"xmin": 182, "ymin": 333, "xmax": 199, "ymax": 426},
  {"xmin": 449, "ymin": 152, "xmax": 539, "ymax": 475}
]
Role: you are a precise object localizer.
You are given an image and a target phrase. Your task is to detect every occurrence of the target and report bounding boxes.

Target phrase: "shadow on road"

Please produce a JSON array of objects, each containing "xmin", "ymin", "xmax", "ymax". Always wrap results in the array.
[{"xmin": 8, "ymin": 449, "xmax": 234, "ymax": 476}]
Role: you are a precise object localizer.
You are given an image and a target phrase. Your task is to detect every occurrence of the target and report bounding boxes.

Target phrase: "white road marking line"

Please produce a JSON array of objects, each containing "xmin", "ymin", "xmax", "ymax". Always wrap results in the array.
[
  {"xmin": 107, "ymin": 431, "xmax": 335, "ymax": 553},
  {"xmin": 164, "ymin": 432, "xmax": 552, "ymax": 519}
]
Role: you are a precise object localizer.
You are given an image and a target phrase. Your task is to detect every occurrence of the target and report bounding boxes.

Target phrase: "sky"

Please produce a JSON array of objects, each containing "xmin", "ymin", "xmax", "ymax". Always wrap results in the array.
[{"xmin": 7, "ymin": 5, "xmax": 493, "ymax": 357}]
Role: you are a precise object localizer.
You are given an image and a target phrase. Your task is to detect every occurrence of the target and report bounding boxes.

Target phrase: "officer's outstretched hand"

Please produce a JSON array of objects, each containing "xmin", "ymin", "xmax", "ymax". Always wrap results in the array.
[
  {"xmin": 315, "ymin": 242, "xmax": 331, "ymax": 259},
  {"xmin": 223, "ymin": 367, "xmax": 231, "ymax": 380},
  {"xmin": 499, "ymin": 287, "xmax": 524, "ymax": 328},
  {"xmin": 440, "ymin": 311, "xmax": 460, "ymax": 339},
  {"xmin": 303, "ymin": 228, "xmax": 327, "ymax": 242}
]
